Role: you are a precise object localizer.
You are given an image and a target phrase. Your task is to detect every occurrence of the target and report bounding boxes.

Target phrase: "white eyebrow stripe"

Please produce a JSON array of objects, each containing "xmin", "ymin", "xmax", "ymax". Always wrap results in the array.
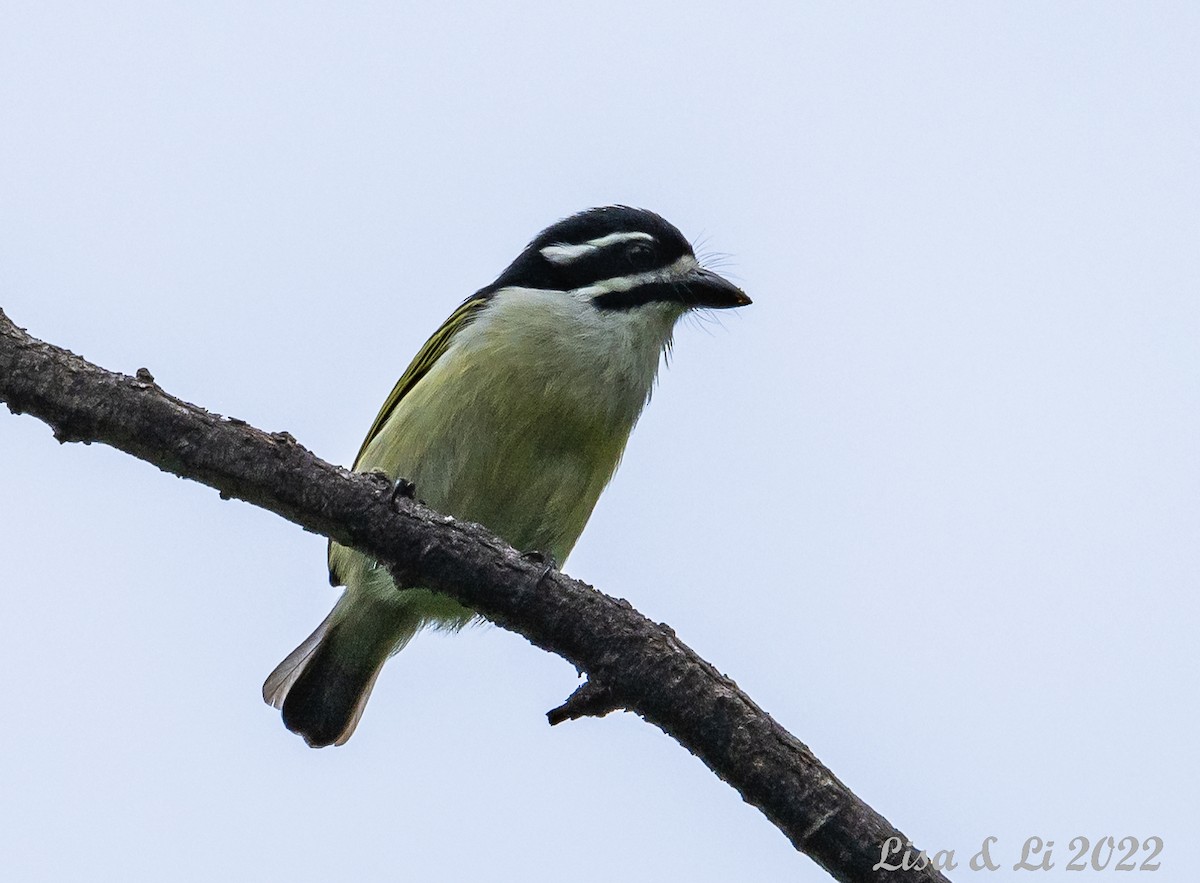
[
  {"xmin": 585, "ymin": 231, "xmax": 656, "ymax": 249},
  {"xmin": 539, "ymin": 230, "xmax": 656, "ymax": 265}
]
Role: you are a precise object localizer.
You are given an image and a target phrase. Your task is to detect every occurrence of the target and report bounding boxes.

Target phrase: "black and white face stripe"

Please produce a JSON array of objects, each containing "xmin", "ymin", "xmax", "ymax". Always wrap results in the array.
[
  {"xmin": 576, "ymin": 253, "xmax": 703, "ymax": 310},
  {"xmin": 480, "ymin": 206, "xmax": 750, "ymax": 312}
]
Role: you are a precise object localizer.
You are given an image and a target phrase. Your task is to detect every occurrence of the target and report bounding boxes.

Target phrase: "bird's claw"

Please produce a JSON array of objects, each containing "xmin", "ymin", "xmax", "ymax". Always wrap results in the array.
[
  {"xmin": 521, "ymin": 549, "xmax": 558, "ymax": 587},
  {"xmin": 520, "ymin": 549, "xmax": 557, "ymax": 568},
  {"xmin": 390, "ymin": 477, "xmax": 417, "ymax": 503}
]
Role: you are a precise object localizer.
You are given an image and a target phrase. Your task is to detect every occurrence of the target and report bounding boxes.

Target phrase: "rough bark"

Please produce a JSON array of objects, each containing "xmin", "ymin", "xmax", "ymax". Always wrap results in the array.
[{"xmin": 0, "ymin": 307, "xmax": 950, "ymax": 883}]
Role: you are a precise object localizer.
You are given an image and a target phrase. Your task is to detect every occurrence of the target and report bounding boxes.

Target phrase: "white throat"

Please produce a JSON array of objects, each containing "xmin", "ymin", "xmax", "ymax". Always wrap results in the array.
[{"xmin": 450, "ymin": 287, "xmax": 684, "ymax": 426}]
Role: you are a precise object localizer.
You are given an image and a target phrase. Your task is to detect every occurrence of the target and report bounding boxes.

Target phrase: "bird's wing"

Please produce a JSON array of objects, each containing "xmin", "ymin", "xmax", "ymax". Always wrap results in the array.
[
  {"xmin": 351, "ymin": 295, "xmax": 487, "ymax": 469},
  {"xmin": 327, "ymin": 294, "xmax": 488, "ymax": 583}
]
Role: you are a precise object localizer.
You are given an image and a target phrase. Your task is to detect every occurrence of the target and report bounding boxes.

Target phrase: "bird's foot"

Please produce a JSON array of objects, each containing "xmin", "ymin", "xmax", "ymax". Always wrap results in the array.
[
  {"xmin": 365, "ymin": 469, "xmax": 417, "ymax": 506},
  {"xmin": 390, "ymin": 477, "xmax": 417, "ymax": 503},
  {"xmin": 520, "ymin": 549, "xmax": 558, "ymax": 569},
  {"xmin": 521, "ymin": 549, "xmax": 558, "ymax": 587}
]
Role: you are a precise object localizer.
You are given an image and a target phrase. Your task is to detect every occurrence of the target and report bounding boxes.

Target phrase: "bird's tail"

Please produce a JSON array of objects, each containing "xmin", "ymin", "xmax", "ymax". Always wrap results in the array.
[{"xmin": 263, "ymin": 595, "xmax": 421, "ymax": 748}]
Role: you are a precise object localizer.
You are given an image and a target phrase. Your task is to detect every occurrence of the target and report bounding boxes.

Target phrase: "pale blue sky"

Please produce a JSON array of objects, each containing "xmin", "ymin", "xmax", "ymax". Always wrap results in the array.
[{"xmin": 2, "ymin": 3, "xmax": 1197, "ymax": 881}]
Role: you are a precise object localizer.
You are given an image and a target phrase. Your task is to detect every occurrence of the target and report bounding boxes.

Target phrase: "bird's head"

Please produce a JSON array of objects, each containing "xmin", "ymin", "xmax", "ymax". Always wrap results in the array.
[{"xmin": 484, "ymin": 206, "xmax": 750, "ymax": 314}]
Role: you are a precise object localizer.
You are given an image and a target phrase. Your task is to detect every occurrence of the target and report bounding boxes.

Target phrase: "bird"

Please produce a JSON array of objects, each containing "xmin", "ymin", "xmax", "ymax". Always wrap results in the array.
[{"xmin": 263, "ymin": 206, "xmax": 751, "ymax": 747}]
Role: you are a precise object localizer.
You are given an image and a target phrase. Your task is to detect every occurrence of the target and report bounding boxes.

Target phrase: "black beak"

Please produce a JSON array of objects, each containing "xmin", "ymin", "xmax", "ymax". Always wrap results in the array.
[{"xmin": 681, "ymin": 267, "xmax": 752, "ymax": 309}]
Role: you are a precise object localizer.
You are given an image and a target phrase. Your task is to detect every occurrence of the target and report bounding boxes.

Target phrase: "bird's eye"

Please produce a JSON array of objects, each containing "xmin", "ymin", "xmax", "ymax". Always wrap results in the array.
[{"xmin": 626, "ymin": 241, "xmax": 656, "ymax": 269}]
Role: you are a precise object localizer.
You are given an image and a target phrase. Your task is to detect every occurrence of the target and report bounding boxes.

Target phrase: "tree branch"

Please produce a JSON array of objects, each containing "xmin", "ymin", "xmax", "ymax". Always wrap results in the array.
[{"xmin": 0, "ymin": 307, "xmax": 949, "ymax": 883}]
